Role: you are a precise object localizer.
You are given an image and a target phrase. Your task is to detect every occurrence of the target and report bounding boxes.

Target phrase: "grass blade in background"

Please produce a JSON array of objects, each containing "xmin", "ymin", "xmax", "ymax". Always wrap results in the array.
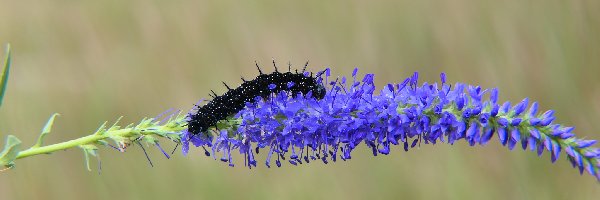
[{"xmin": 0, "ymin": 44, "xmax": 11, "ymax": 108}]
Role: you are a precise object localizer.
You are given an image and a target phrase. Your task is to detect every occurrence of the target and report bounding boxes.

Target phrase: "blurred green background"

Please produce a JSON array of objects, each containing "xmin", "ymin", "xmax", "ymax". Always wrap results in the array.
[{"xmin": 1, "ymin": 0, "xmax": 599, "ymax": 199}]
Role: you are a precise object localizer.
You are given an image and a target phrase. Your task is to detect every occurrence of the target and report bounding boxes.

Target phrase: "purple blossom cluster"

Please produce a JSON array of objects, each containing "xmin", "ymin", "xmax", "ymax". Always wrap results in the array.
[{"xmin": 181, "ymin": 68, "xmax": 600, "ymax": 180}]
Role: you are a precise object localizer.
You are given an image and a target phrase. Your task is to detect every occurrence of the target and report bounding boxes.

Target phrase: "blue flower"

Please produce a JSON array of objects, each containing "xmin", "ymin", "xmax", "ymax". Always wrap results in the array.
[{"xmin": 182, "ymin": 68, "xmax": 600, "ymax": 181}]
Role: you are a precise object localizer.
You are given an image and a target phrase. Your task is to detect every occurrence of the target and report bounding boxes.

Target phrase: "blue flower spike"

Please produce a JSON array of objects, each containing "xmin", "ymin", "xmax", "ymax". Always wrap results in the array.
[{"xmin": 182, "ymin": 68, "xmax": 600, "ymax": 181}]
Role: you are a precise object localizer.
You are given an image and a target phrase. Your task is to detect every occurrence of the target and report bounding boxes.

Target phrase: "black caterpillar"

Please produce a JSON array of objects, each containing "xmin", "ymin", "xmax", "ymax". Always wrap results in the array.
[{"xmin": 187, "ymin": 61, "xmax": 326, "ymax": 136}]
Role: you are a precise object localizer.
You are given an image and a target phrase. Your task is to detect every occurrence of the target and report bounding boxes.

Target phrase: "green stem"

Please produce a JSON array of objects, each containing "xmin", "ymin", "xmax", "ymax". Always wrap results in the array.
[
  {"xmin": 16, "ymin": 134, "xmax": 106, "ymax": 159},
  {"xmin": 2, "ymin": 113, "xmax": 186, "ymax": 169},
  {"xmin": 14, "ymin": 119, "xmax": 185, "ymax": 161}
]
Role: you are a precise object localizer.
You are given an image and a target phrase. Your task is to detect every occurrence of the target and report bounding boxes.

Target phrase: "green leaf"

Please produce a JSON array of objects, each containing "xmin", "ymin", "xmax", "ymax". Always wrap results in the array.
[
  {"xmin": 142, "ymin": 135, "xmax": 158, "ymax": 145},
  {"xmin": 93, "ymin": 121, "xmax": 108, "ymax": 135},
  {"xmin": 0, "ymin": 43, "xmax": 12, "ymax": 108},
  {"xmin": 0, "ymin": 135, "xmax": 22, "ymax": 168},
  {"xmin": 32, "ymin": 113, "xmax": 60, "ymax": 148},
  {"xmin": 108, "ymin": 116, "xmax": 123, "ymax": 130},
  {"xmin": 79, "ymin": 144, "xmax": 98, "ymax": 171}
]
